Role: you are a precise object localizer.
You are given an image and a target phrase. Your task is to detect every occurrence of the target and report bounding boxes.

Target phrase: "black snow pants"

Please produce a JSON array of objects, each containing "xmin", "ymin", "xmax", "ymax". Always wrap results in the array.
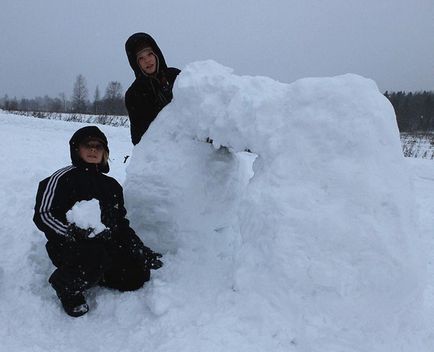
[{"xmin": 46, "ymin": 233, "xmax": 150, "ymax": 297}]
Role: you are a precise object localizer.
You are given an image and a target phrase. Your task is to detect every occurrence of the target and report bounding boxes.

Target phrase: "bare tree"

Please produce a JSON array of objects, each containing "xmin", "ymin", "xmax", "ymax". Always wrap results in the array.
[
  {"xmin": 71, "ymin": 74, "xmax": 89, "ymax": 113},
  {"xmin": 102, "ymin": 81, "xmax": 124, "ymax": 115},
  {"xmin": 93, "ymin": 86, "xmax": 101, "ymax": 114},
  {"xmin": 59, "ymin": 93, "xmax": 67, "ymax": 112}
]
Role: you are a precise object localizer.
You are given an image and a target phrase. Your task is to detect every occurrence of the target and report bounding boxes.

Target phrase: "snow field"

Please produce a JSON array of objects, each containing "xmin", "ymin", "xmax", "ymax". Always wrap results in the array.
[{"xmin": 0, "ymin": 60, "xmax": 431, "ymax": 351}]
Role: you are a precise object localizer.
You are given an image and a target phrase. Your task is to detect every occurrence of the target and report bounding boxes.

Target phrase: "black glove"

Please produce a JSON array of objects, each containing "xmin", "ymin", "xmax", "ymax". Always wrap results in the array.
[
  {"xmin": 66, "ymin": 223, "xmax": 93, "ymax": 241},
  {"xmin": 144, "ymin": 251, "xmax": 163, "ymax": 270},
  {"xmin": 127, "ymin": 233, "xmax": 163, "ymax": 270}
]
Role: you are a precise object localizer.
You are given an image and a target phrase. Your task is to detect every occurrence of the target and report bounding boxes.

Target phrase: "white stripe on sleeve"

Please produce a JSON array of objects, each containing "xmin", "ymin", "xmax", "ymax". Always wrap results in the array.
[{"xmin": 39, "ymin": 166, "xmax": 75, "ymax": 236}]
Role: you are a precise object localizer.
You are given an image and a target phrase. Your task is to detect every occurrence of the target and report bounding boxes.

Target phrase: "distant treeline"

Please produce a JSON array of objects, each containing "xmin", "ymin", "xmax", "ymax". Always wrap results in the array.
[
  {"xmin": 1, "ymin": 76, "xmax": 433, "ymax": 132},
  {"xmin": 385, "ymin": 91, "xmax": 434, "ymax": 132},
  {"xmin": 0, "ymin": 74, "xmax": 127, "ymax": 116}
]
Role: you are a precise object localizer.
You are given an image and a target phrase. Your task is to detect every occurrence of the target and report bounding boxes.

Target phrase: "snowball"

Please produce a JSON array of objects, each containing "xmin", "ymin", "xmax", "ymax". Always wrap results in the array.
[{"xmin": 66, "ymin": 199, "xmax": 106, "ymax": 237}]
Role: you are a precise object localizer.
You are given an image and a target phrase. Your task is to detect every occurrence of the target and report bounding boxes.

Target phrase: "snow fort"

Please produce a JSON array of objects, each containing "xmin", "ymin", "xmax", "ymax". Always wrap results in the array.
[{"xmin": 124, "ymin": 60, "xmax": 425, "ymax": 351}]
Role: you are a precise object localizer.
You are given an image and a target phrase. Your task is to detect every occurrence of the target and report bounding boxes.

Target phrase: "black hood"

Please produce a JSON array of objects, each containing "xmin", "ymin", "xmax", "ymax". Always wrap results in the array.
[
  {"xmin": 125, "ymin": 32, "xmax": 168, "ymax": 78},
  {"xmin": 69, "ymin": 126, "xmax": 110, "ymax": 173}
]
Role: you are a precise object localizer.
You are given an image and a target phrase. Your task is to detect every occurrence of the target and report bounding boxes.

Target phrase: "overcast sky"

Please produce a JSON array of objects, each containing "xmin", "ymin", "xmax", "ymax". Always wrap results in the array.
[{"xmin": 1, "ymin": 0, "xmax": 433, "ymax": 98}]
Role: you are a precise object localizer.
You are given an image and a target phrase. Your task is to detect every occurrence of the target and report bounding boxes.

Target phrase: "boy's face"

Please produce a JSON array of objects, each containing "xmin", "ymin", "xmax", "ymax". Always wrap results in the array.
[
  {"xmin": 78, "ymin": 139, "xmax": 104, "ymax": 164},
  {"xmin": 137, "ymin": 47, "xmax": 157, "ymax": 75}
]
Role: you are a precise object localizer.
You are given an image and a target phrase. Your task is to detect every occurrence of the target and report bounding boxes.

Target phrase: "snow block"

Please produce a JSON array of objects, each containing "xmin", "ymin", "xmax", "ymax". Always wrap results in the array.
[{"xmin": 124, "ymin": 60, "xmax": 426, "ymax": 351}]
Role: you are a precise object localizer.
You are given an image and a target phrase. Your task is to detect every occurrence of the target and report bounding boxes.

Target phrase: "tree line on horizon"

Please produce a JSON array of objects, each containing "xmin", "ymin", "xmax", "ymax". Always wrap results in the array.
[
  {"xmin": 0, "ymin": 74, "xmax": 127, "ymax": 116},
  {"xmin": 1, "ymin": 75, "xmax": 433, "ymax": 133},
  {"xmin": 385, "ymin": 91, "xmax": 434, "ymax": 132}
]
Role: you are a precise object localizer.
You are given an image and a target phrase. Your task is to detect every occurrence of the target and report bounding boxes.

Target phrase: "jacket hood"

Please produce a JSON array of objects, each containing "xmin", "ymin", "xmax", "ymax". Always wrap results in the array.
[
  {"xmin": 69, "ymin": 126, "xmax": 110, "ymax": 173},
  {"xmin": 125, "ymin": 32, "xmax": 168, "ymax": 78}
]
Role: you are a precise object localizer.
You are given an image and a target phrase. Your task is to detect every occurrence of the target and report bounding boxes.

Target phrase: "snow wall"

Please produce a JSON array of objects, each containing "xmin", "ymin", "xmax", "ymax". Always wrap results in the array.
[{"xmin": 124, "ymin": 61, "xmax": 426, "ymax": 351}]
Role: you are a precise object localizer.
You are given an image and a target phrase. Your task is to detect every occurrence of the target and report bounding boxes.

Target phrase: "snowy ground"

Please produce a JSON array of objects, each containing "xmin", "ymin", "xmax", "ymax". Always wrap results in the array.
[{"xmin": 0, "ymin": 62, "xmax": 434, "ymax": 351}]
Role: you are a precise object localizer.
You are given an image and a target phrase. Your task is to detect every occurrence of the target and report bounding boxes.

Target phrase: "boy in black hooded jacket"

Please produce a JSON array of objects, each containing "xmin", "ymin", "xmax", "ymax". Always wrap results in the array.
[
  {"xmin": 34, "ymin": 126, "xmax": 162, "ymax": 317},
  {"xmin": 125, "ymin": 32, "xmax": 180, "ymax": 145}
]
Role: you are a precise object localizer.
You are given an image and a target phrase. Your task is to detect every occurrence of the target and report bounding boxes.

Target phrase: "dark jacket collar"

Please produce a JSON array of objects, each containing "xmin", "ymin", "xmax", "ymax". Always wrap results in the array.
[{"xmin": 72, "ymin": 158, "xmax": 109, "ymax": 174}]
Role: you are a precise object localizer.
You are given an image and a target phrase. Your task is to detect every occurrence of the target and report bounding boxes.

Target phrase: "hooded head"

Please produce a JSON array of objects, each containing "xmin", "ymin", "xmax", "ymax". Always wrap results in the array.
[
  {"xmin": 125, "ymin": 32, "xmax": 168, "ymax": 78},
  {"xmin": 69, "ymin": 126, "xmax": 110, "ymax": 173}
]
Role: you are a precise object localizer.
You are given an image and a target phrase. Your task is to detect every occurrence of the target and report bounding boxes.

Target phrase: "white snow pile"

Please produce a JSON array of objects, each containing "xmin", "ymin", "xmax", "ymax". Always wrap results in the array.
[
  {"xmin": 66, "ymin": 199, "xmax": 107, "ymax": 237},
  {"xmin": 125, "ymin": 60, "xmax": 426, "ymax": 351}
]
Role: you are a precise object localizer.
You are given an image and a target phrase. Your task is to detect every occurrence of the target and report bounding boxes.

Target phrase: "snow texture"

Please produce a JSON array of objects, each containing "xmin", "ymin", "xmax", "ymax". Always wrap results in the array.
[
  {"xmin": 0, "ymin": 60, "xmax": 431, "ymax": 352},
  {"xmin": 124, "ymin": 61, "xmax": 426, "ymax": 351}
]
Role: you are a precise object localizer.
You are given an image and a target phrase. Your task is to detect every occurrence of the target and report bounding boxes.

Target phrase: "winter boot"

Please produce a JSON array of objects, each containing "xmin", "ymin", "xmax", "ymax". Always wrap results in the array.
[
  {"xmin": 58, "ymin": 292, "xmax": 89, "ymax": 317},
  {"xmin": 49, "ymin": 271, "xmax": 89, "ymax": 317}
]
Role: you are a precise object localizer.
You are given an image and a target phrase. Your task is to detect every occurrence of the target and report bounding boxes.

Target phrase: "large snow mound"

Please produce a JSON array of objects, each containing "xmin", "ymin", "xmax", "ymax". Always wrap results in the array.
[{"xmin": 124, "ymin": 61, "xmax": 426, "ymax": 351}]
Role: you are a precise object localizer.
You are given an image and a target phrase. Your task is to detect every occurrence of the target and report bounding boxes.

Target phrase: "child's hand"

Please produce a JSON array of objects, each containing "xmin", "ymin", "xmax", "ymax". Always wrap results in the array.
[
  {"xmin": 145, "ymin": 251, "xmax": 163, "ymax": 270},
  {"xmin": 66, "ymin": 223, "xmax": 94, "ymax": 241},
  {"xmin": 92, "ymin": 229, "xmax": 112, "ymax": 241}
]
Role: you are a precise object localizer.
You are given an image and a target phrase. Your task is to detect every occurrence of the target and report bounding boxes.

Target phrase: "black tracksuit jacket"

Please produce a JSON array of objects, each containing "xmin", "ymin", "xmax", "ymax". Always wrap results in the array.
[
  {"xmin": 33, "ymin": 164, "xmax": 133, "ymax": 242},
  {"xmin": 34, "ymin": 126, "xmax": 139, "ymax": 243},
  {"xmin": 34, "ymin": 163, "xmax": 151, "ymax": 293},
  {"xmin": 125, "ymin": 32, "xmax": 180, "ymax": 145}
]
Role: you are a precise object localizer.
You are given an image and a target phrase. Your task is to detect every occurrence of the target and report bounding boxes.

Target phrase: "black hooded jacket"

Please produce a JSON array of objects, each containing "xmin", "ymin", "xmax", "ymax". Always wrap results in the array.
[
  {"xmin": 125, "ymin": 33, "xmax": 180, "ymax": 145},
  {"xmin": 33, "ymin": 126, "xmax": 132, "ymax": 242}
]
